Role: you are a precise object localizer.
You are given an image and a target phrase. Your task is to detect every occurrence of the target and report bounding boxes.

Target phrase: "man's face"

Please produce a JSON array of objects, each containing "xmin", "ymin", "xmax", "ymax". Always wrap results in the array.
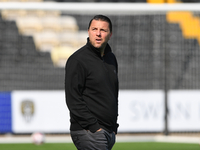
[{"xmin": 88, "ymin": 20, "xmax": 112, "ymax": 50}]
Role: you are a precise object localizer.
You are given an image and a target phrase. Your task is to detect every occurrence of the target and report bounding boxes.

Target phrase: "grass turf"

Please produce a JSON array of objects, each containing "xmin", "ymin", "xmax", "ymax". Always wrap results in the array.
[{"xmin": 0, "ymin": 142, "xmax": 199, "ymax": 150}]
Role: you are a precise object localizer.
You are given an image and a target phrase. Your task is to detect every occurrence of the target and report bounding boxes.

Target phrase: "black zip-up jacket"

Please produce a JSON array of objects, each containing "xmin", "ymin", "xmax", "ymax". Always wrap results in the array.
[{"xmin": 65, "ymin": 38, "xmax": 119, "ymax": 134}]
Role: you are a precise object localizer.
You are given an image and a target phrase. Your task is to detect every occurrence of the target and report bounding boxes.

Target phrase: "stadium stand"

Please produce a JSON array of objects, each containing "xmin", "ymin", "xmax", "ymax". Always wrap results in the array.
[
  {"xmin": 51, "ymin": 46, "xmax": 75, "ymax": 67},
  {"xmin": 0, "ymin": 1, "xmax": 87, "ymax": 90},
  {"xmin": 44, "ymin": 0, "xmax": 200, "ymax": 2},
  {"xmin": 0, "ymin": 0, "xmax": 42, "ymax": 1},
  {"xmin": 167, "ymin": 12, "xmax": 200, "ymax": 45},
  {"xmin": 3, "ymin": 0, "xmax": 198, "ymax": 2},
  {"xmin": 0, "ymin": 1, "xmax": 200, "ymax": 91},
  {"xmin": 16, "ymin": 16, "xmax": 43, "ymax": 35},
  {"xmin": 62, "ymin": 13, "xmax": 200, "ymax": 89},
  {"xmin": 1, "ymin": 9, "xmax": 86, "ymax": 64},
  {"xmin": 1, "ymin": 10, "xmax": 27, "ymax": 20},
  {"xmin": 44, "ymin": 0, "xmax": 200, "ymax": 3},
  {"xmin": 33, "ymin": 31, "xmax": 60, "ymax": 51},
  {"xmin": 166, "ymin": 11, "xmax": 200, "ymax": 88},
  {"xmin": 0, "ymin": 14, "xmax": 64, "ymax": 90}
]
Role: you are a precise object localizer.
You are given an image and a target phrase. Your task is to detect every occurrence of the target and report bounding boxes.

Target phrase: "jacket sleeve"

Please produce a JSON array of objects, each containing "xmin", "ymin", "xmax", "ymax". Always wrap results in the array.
[
  {"xmin": 114, "ymin": 54, "xmax": 119, "ymax": 134},
  {"xmin": 65, "ymin": 57, "xmax": 100, "ymax": 133}
]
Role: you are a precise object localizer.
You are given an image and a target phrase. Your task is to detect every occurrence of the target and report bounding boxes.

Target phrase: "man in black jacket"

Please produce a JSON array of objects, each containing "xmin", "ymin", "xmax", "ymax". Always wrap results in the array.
[{"xmin": 65, "ymin": 15, "xmax": 119, "ymax": 150}]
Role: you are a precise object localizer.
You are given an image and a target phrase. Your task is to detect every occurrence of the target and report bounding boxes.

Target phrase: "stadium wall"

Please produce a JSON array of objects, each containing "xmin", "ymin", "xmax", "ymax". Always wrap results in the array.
[{"xmin": 0, "ymin": 90, "xmax": 200, "ymax": 134}]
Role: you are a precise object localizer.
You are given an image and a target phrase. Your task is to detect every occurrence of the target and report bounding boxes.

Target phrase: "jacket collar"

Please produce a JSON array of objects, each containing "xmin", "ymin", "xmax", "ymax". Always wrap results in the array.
[{"xmin": 86, "ymin": 37, "xmax": 111, "ymax": 57}]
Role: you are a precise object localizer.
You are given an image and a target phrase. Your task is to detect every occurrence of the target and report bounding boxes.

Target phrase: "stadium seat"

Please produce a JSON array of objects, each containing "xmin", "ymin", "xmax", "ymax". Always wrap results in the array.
[
  {"xmin": 59, "ymin": 16, "xmax": 79, "ymax": 32},
  {"xmin": 1, "ymin": 8, "xmax": 80, "ymax": 52},
  {"xmin": 23, "ymin": 0, "xmax": 43, "ymax": 2},
  {"xmin": 40, "ymin": 16, "xmax": 78, "ymax": 32},
  {"xmin": 1, "ymin": 0, "xmax": 25, "ymax": 1},
  {"xmin": 22, "ymin": 10, "xmax": 61, "ymax": 18},
  {"xmin": 147, "ymin": 0, "xmax": 177, "ymax": 3},
  {"xmin": 1, "ymin": 10, "xmax": 27, "ymax": 21},
  {"xmin": 16, "ymin": 16, "xmax": 43, "ymax": 35},
  {"xmin": 42, "ymin": 10, "xmax": 61, "ymax": 17},
  {"xmin": 0, "ymin": 0, "xmax": 43, "ymax": 1},
  {"xmin": 167, "ymin": 11, "xmax": 200, "ymax": 45},
  {"xmin": 23, "ymin": 10, "xmax": 46, "ymax": 18},
  {"xmin": 51, "ymin": 46, "xmax": 76, "ymax": 67},
  {"xmin": 33, "ymin": 31, "xmax": 60, "ymax": 52},
  {"xmin": 41, "ymin": 16, "xmax": 62, "ymax": 32},
  {"xmin": 58, "ymin": 31, "xmax": 88, "ymax": 48}
]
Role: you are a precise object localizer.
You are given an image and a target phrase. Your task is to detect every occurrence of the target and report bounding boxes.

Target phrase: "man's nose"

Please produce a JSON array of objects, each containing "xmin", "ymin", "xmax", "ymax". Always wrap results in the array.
[{"xmin": 96, "ymin": 30, "xmax": 101, "ymax": 36}]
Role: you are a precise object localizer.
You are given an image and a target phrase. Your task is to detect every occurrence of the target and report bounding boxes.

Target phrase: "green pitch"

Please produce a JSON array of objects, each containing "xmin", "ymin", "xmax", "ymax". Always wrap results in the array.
[{"xmin": 0, "ymin": 142, "xmax": 199, "ymax": 150}]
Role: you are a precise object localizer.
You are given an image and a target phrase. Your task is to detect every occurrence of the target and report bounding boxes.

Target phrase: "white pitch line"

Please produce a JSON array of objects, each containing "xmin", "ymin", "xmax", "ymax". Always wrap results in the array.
[
  {"xmin": 0, "ymin": 135, "xmax": 199, "ymax": 144},
  {"xmin": 116, "ymin": 135, "xmax": 200, "ymax": 144}
]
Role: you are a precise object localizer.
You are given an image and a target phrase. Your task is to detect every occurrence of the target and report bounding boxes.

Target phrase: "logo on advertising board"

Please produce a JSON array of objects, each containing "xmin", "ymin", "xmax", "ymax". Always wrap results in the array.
[{"xmin": 21, "ymin": 100, "xmax": 34, "ymax": 123}]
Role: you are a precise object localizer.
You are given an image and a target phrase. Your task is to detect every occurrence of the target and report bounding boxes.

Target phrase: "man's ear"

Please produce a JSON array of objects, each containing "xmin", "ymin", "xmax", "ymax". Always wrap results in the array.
[{"xmin": 109, "ymin": 32, "xmax": 112, "ymax": 39}]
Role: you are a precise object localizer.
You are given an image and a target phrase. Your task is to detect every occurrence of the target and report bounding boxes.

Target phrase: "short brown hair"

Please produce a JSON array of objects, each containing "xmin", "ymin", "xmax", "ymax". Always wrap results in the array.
[{"xmin": 88, "ymin": 15, "xmax": 112, "ymax": 33}]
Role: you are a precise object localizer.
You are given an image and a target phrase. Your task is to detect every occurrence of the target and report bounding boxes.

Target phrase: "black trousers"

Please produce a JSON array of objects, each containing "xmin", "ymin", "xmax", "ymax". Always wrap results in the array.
[{"xmin": 70, "ymin": 129, "xmax": 116, "ymax": 150}]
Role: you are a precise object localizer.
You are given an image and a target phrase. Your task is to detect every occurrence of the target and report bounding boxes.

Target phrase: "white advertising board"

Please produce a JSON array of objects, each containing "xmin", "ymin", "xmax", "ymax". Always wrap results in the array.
[
  {"xmin": 12, "ymin": 90, "xmax": 165, "ymax": 133},
  {"xmin": 12, "ymin": 90, "xmax": 200, "ymax": 133},
  {"xmin": 168, "ymin": 90, "xmax": 200, "ymax": 131},
  {"xmin": 118, "ymin": 90, "xmax": 164, "ymax": 132},
  {"xmin": 12, "ymin": 91, "xmax": 70, "ymax": 133}
]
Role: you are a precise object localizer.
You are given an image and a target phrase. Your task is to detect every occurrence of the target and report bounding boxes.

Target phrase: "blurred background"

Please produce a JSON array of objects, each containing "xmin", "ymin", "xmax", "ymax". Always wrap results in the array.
[{"xmin": 0, "ymin": 0, "xmax": 200, "ymax": 140}]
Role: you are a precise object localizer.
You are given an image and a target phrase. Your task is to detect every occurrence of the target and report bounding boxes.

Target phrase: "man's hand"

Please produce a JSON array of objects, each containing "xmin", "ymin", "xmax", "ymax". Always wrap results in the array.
[{"xmin": 96, "ymin": 128, "xmax": 102, "ymax": 132}]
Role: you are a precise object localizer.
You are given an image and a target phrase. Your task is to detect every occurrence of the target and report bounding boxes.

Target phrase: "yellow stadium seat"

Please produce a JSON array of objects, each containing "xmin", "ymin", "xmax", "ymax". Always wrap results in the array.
[
  {"xmin": 147, "ymin": 0, "xmax": 165, "ymax": 3},
  {"xmin": 2, "ymin": 0, "xmax": 26, "ymax": 2},
  {"xmin": 167, "ymin": 11, "xmax": 200, "ymax": 45},
  {"xmin": 1, "ymin": 0, "xmax": 43, "ymax": 1},
  {"xmin": 23, "ymin": 10, "xmax": 46, "ymax": 18},
  {"xmin": 23, "ymin": 10, "xmax": 61, "ymax": 19},
  {"xmin": 40, "ymin": 16, "xmax": 78, "ymax": 32},
  {"xmin": 59, "ymin": 31, "xmax": 88, "ymax": 48},
  {"xmin": 1, "ymin": 10, "xmax": 27, "ymax": 21},
  {"xmin": 167, "ymin": 0, "xmax": 176, "ymax": 3},
  {"xmin": 51, "ymin": 46, "xmax": 76, "ymax": 67},
  {"xmin": 41, "ymin": 16, "xmax": 62, "ymax": 32},
  {"xmin": 147, "ymin": 0, "xmax": 177, "ymax": 3},
  {"xmin": 59, "ymin": 16, "xmax": 79, "ymax": 32},
  {"xmin": 33, "ymin": 31, "xmax": 60, "ymax": 52},
  {"xmin": 23, "ymin": 0, "xmax": 43, "ymax": 2},
  {"xmin": 16, "ymin": 16, "xmax": 43, "ymax": 35},
  {"xmin": 42, "ymin": 10, "xmax": 61, "ymax": 17}
]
